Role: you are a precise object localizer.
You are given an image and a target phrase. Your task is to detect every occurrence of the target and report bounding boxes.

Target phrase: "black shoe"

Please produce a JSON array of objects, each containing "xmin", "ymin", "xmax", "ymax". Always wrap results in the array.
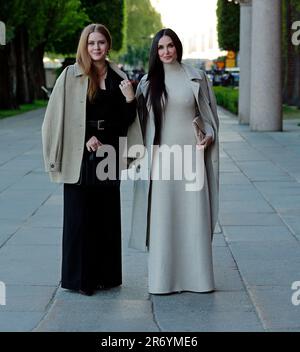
[
  {"xmin": 97, "ymin": 283, "xmax": 121, "ymax": 290},
  {"xmin": 79, "ymin": 289, "xmax": 94, "ymax": 296}
]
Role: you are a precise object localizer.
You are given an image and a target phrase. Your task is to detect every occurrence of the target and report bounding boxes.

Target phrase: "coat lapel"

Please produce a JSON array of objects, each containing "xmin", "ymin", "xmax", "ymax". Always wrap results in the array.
[
  {"xmin": 182, "ymin": 63, "xmax": 202, "ymax": 104},
  {"xmin": 73, "ymin": 61, "xmax": 128, "ymax": 104}
]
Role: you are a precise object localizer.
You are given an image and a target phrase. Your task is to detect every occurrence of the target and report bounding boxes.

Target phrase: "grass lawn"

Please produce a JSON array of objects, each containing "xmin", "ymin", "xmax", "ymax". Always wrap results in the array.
[
  {"xmin": 213, "ymin": 86, "xmax": 300, "ymax": 125},
  {"xmin": 0, "ymin": 100, "xmax": 47, "ymax": 119},
  {"xmin": 213, "ymin": 86, "xmax": 239, "ymax": 115},
  {"xmin": 283, "ymin": 104, "xmax": 300, "ymax": 120}
]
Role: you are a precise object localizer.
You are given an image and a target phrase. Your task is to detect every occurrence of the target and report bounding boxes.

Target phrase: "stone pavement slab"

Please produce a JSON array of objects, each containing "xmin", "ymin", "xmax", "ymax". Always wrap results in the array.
[
  {"xmin": 223, "ymin": 225, "xmax": 295, "ymax": 242},
  {"xmin": 1, "ymin": 285, "xmax": 57, "ymax": 312},
  {"xmin": 280, "ymin": 214, "xmax": 300, "ymax": 239},
  {"xmin": 0, "ymin": 243, "xmax": 61, "ymax": 285},
  {"xmin": 35, "ymin": 298, "xmax": 159, "ymax": 332},
  {"xmin": 247, "ymin": 286, "xmax": 300, "ymax": 331},
  {"xmin": 151, "ymin": 291, "xmax": 263, "ymax": 332},
  {"xmin": 0, "ymin": 312, "xmax": 45, "ymax": 332},
  {"xmin": 218, "ymin": 212, "xmax": 286, "ymax": 226}
]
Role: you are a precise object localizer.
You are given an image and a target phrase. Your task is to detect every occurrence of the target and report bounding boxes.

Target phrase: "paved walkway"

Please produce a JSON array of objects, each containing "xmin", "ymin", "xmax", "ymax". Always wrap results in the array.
[{"xmin": 0, "ymin": 107, "xmax": 300, "ymax": 332}]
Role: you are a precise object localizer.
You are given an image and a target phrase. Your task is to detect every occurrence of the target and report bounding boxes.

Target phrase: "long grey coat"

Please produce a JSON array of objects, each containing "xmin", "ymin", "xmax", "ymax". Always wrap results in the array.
[
  {"xmin": 42, "ymin": 61, "xmax": 127, "ymax": 183},
  {"xmin": 126, "ymin": 63, "xmax": 219, "ymax": 251}
]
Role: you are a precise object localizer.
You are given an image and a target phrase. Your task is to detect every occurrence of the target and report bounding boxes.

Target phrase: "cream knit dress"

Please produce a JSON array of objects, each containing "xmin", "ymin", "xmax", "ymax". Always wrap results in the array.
[{"xmin": 148, "ymin": 61, "xmax": 214, "ymax": 294}]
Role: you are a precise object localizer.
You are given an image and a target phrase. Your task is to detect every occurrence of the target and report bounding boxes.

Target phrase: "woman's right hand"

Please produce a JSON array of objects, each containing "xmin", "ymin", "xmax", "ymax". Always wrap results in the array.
[
  {"xmin": 198, "ymin": 134, "xmax": 213, "ymax": 149},
  {"xmin": 86, "ymin": 136, "xmax": 102, "ymax": 152}
]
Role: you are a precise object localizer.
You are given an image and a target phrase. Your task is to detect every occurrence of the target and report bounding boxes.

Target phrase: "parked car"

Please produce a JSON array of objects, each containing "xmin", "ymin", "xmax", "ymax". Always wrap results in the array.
[
  {"xmin": 206, "ymin": 69, "xmax": 224, "ymax": 86},
  {"xmin": 222, "ymin": 67, "xmax": 240, "ymax": 87}
]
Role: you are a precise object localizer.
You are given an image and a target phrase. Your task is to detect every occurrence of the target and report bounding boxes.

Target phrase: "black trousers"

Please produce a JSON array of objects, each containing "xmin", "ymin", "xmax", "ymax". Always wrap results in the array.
[{"xmin": 61, "ymin": 183, "xmax": 122, "ymax": 291}]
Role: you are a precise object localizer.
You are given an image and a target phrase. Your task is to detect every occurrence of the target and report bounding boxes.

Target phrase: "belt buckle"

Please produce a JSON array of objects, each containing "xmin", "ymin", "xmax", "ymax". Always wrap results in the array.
[{"xmin": 97, "ymin": 120, "xmax": 105, "ymax": 130}]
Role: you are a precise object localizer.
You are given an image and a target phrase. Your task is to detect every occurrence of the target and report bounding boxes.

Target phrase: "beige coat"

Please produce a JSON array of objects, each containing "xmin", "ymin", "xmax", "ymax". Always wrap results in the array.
[
  {"xmin": 42, "ymin": 62, "xmax": 127, "ymax": 183},
  {"xmin": 126, "ymin": 63, "xmax": 219, "ymax": 251}
]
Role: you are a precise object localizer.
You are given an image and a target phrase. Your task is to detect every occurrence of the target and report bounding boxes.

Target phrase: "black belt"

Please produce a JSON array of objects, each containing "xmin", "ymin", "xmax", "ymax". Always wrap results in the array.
[{"xmin": 87, "ymin": 120, "xmax": 105, "ymax": 130}]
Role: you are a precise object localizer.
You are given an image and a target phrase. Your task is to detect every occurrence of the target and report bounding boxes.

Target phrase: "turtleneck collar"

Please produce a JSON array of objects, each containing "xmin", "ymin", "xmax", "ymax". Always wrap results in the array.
[{"xmin": 163, "ymin": 60, "xmax": 182, "ymax": 73}]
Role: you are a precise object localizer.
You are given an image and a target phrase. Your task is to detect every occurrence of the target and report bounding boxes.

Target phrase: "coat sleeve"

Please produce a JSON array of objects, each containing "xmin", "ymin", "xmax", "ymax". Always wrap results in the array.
[
  {"xmin": 41, "ymin": 67, "xmax": 68, "ymax": 172},
  {"xmin": 203, "ymin": 122, "xmax": 215, "ymax": 141},
  {"xmin": 116, "ymin": 95, "xmax": 137, "ymax": 133},
  {"xmin": 203, "ymin": 72, "xmax": 219, "ymax": 132},
  {"xmin": 125, "ymin": 76, "xmax": 148, "ymax": 163},
  {"xmin": 122, "ymin": 75, "xmax": 137, "ymax": 128},
  {"xmin": 113, "ymin": 70, "xmax": 137, "ymax": 131},
  {"xmin": 197, "ymin": 71, "xmax": 219, "ymax": 143}
]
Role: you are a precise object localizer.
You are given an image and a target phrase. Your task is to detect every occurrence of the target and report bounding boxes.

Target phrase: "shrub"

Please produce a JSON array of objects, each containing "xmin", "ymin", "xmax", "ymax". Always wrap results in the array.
[{"xmin": 213, "ymin": 86, "xmax": 239, "ymax": 115}]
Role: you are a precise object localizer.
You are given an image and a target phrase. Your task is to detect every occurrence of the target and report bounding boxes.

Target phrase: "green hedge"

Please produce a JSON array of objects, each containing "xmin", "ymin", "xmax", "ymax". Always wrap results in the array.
[
  {"xmin": 213, "ymin": 86, "xmax": 239, "ymax": 115},
  {"xmin": 283, "ymin": 104, "xmax": 300, "ymax": 119}
]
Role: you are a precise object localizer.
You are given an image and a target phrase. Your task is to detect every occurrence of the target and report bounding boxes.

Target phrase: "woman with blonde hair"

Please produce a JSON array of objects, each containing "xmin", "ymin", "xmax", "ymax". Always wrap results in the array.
[{"xmin": 42, "ymin": 24, "xmax": 136, "ymax": 296}]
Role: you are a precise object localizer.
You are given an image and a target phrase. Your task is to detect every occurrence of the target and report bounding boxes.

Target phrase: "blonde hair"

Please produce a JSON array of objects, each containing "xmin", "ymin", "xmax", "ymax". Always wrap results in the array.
[{"xmin": 76, "ymin": 24, "xmax": 112, "ymax": 101}]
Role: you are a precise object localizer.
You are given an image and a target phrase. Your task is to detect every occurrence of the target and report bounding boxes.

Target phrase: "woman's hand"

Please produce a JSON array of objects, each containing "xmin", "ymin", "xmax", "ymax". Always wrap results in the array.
[
  {"xmin": 119, "ymin": 79, "xmax": 135, "ymax": 102},
  {"xmin": 86, "ymin": 136, "xmax": 102, "ymax": 152},
  {"xmin": 198, "ymin": 134, "xmax": 213, "ymax": 149}
]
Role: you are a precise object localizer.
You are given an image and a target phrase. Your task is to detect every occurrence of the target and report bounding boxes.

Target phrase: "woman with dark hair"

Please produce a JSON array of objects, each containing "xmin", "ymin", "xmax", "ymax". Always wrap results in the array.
[
  {"xmin": 42, "ymin": 24, "xmax": 136, "ymax": 296},
  {"xmin": 127, "ymin": 28, "xmax": 219, "ymax": 294}
]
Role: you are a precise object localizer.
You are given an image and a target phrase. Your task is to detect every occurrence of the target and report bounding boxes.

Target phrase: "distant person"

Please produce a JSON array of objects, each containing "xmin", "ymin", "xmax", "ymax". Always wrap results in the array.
[
  {"xmin": 221, "ymin": 72, "xmax": 234, "ymax": 87},
  {"xmin": 137, "ymin": 67, "xmax": 145, "ymax": 82},
  {"xmin": 42, "ymin": 24, "xmax": 136, "ymax": 296},
  {"xmin": 127, "ymin": 28, "xmax": 219, "ymax": 294}
]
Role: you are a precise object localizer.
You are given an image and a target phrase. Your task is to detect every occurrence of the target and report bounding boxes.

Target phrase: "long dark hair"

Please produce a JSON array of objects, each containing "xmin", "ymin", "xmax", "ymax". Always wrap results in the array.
[{"xmin": 146, "ymin": 28, "xmax": 183, "ymax": 145}]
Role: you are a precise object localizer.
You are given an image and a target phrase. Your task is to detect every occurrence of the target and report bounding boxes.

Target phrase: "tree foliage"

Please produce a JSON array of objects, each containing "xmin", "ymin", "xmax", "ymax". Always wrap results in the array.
[
  {"xmin": 0, "ymin": 0, "xmax": 125, "ymax": 108},
  {"xmin": 41, "ymin": 0, "xmax": 89, "ymax": 54},
  {"xmin": 0, "ymin": 0, "xmax": 27, "ymax": 42},
  {"xmin": 79, "ymin": 0, "xmax": 125, "ymax": 52},
  {"xmin": 120, "ymin": 0, "xmax": 162, "ymax": 67},
  {"xmin": 216, "ymin": 0, "xmax": 240, "ymax": 52}
]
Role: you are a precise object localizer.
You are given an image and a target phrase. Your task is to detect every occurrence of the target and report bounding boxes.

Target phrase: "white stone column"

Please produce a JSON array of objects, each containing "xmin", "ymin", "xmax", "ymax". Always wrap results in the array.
[
  {"xmin": 250, "ymin": 0, "xmax": 282, "ymax": 131},
  {"xmin": 238, "ymin": 0, "xmax": 252, "ymax": 124}
]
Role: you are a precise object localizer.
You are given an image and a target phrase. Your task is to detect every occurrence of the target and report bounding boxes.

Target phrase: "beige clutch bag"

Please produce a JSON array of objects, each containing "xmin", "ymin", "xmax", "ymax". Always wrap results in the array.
[
  {"xmin": 192, "ymin": 116, "xmax": 206, "ymax": 144},
  {"xmin": 185, "ymin": 117, "xmax": 205, "ymax": 192}
]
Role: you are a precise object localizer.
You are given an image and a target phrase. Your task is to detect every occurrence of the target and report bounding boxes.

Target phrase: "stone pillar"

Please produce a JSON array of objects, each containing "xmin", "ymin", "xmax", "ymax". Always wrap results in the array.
[
  {"xmin": 250, "ymin": 0, "xmax": 282, "ymax": 131},
  {"xmin": 238, "ymin": 0, "xmax": 252, "ymax": 124}
]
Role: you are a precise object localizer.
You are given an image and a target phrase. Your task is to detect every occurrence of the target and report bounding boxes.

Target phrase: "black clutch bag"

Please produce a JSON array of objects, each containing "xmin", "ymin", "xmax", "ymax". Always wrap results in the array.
[
  {"xmin": 77, "ymin": 151, "xmax": 98, "ymax": 186},
  {"xmin": 77, "ymin": 150, "xmax": 120, "ymax": 187}
]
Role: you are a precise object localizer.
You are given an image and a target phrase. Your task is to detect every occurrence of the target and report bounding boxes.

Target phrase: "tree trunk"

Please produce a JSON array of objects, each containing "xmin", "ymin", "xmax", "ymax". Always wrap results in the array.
[
  {"xmin": 283, "ymin": 0, "xmax": 300, "ymax": 106},
  {"xmin": 282, "ymin": 0, "xmax": 288, "ymax": 102},
  {"xmin": 8, "ymin": 40, "xmax": 19, "ymax": 108},
  {"xmin": 287, "ymin": 50, "xmax": 298, "ymax": 105},
  {"xmin": 296, "ymin": 50, "xmax": 300, "ymax": 108},
  {"xmin": 16, "ymin": 26, "xmax": 33, "ymax": 105},
  {"xmin": 28, "ymin": 43, "xmax": 46, "ymax": 100},
  {"xmin": 290, "ymin": 2, "xmax": 300, "ymax": 106},
  {"xmin": 0, "ymin": 43, "xmax": 18, "ymax": 109},
  {"xmin": 0, "ymin": 46, "xmax": 10, "ymax": 109},
  {"xmin": 283, "ymin": 0, "xmax": 296, "ymax": 104}
]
